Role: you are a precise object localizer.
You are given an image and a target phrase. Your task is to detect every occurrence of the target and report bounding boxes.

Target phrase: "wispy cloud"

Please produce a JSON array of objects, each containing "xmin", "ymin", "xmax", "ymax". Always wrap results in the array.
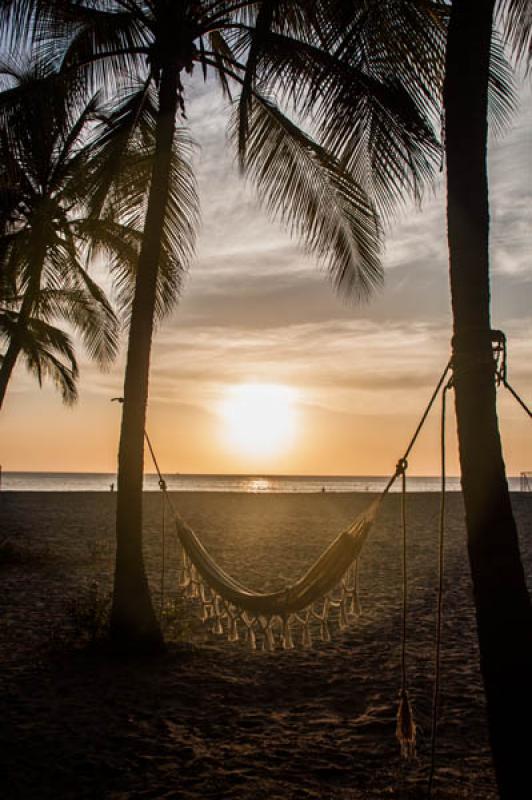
[{"xmin": 1, "ymin": 77, "xmax": 530, "ymax": 474}]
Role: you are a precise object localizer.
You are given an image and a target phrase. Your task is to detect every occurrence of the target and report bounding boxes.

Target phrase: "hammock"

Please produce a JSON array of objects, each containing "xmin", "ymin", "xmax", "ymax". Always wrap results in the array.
[
  {"xmin": 173, "ymin": 499, "xmax": 381, "ymax": 651},
  {"xmin": 147, "ymin": 361, "xmax": 452, "ymax": 651},
  {"xmin": 141, "ymin": 343, "xmax": 530, "ymax": 770}
]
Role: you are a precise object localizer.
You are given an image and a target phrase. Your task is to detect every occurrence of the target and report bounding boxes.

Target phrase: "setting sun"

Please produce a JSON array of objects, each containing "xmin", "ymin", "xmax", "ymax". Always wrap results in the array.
[{"xmin": 219, "ymin": 384, "xmax": 298, "ymax": 457}]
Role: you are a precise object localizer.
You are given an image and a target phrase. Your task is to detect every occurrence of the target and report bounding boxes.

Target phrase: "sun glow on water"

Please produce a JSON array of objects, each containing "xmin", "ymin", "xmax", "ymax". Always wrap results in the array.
[{"xmin": 219, "ymin": 383, "xmax": 298, "ymax": 457}]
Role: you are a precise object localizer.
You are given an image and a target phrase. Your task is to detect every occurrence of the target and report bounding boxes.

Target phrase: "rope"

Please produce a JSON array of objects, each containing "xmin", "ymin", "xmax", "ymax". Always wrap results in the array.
[
  {"xmin": 144, "ymin": 426, "xmax": 178, "ymax": 517},
  {"xmin": 382, "ymin": 361, "xmax": 452, "ymax": 497},
  {"xmin": 401, "ymin": 468, "xmax": 408, "ymax": 693},
  {"xmin": 143, "ymin": 429, "xmax": 171, "ymax": 622},
  {"xmin": 491, "ymin": 331, "xmax": 531, "ymax": 418},
  {"xmin": 160, "ymin": 481, "xmax": 166, "ymax": 621},
  {"xmin": 499, "ymin": 375, "xmax": 532, "ymax": 419},
  {"xmin": 427, "ymin": 378, "xmax": 452, "ymax": 797},
  {"xmin": 396, "ymin": 462, "xmax": 416, "ymax": 759}
]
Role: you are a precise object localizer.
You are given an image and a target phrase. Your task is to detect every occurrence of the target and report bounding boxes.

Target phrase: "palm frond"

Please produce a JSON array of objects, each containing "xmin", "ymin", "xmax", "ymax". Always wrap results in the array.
[
  {"xmin": 497, "ymin": 0, "xmax": 532, "ymax": 72},
  {"xmin": 237, "ymin": 0, "xmax": 278, "ymax": 163},
  {"xmin": 232, "ymin": 93, "xmax": 382, "ymax": 300},
  {"xmin": 15, "ymin": 312, "xmax": 79, "ymax": 404},
  {"xmin": 81, "ymin": 80, "xmax": 155, "ymax": 221},
  {"xmin": 229, "ymin": 15, "xmax": 442, "ymax": 219},
  {"xmin": 206, "ymin": 31, "xmax": 236, "ymax": 100},
  {"xmin": 488, "ymin": 30, "xmax": 518, "ymax": 136},
  {"xmin": 33, "ymin": 0, "xmax": 150, "ymax": 96}
]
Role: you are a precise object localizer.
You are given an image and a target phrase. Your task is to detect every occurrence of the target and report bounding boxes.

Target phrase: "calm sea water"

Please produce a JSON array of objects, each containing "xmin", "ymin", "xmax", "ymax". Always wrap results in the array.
[{"xmin": 1, "ymin": 471, "xmax": 520, "ymax": 493}]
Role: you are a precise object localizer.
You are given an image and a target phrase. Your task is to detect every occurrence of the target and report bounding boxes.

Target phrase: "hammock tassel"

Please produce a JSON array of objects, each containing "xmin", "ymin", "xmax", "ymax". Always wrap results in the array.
[
  {"xmin": 228, "ymin": 614, "xmax": 239, "ymax": 642},
  {"xmin": 263, "ymin": 621, "xmax": 275, "ymax": 652},
  {"xmin": 178, "ymin": 569, "xmax": 190, "ymax": 589},
  {"xmin": 320, "ymin": 619, "xmax": 331, "ymax": 643},
  {"xmin": 396, "ymin": 688, "xmax": 417, "ymax": 760},
  {"xmin": 352, "ymin": 587, "xmax": 361, "ymax": 617},
  {"xmin": 338, "ymin": 600, "xmax": 348, "ymax": 630},
  {"xmin": 354, "ymin": 560, "xmax": 361, "ymax": 615},
  {"xmin": 213, "ymin": 614, "xmax": 224, "ymax": 635},
  {"xmin": 199, "ymin": 584, "xmax": 213, "ymax": 621},
  {"xmin": 247, "ymin": 624, "xmax": 257, "ymax": 651},
  {"xmin": 187, "ymin": 566, "xmax": 199, "ymax": 598},
  {"xmin": 178, "ymin": 553, "xmax": 191, "ymax": 588},
  {"xmin": 301, "ymin": 613, "xmax": 313, "ymax": 649},
  {"xmin": 214, "ymin": 596, "xmax": 224, "ymax": 618},
  {"xmin": 282, "ymin": 616, "xmax": 295, "ymax": 650}
]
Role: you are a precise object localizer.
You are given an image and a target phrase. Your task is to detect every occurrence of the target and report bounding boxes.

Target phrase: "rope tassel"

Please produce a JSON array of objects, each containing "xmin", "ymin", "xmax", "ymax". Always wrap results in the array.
[
  {"xmin": 338, "ymin": 600, "xmax": 348, "ymax": 629},
  {"xmin": 282, "ymin": 616, "xmax": 295, "ymax": 650},
  {"xmin": 247, "ymin": 624, "xmax": 257, "ymax": 651},
  {"xmin": 212, "ymin": 615, "xmax": 224, "ymax": 635},
  {"xmin": 396, "ymin": 688, "xmax": 416, "ymax": 760},
  {"xmin": 301, "ymin": 623, "xmax": 312, "ymax": 649}
]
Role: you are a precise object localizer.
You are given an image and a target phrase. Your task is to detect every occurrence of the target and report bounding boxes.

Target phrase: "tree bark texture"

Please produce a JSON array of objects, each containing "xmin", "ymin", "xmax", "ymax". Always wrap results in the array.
[
  {"xmin": 109, "ymin": 65, "xmax": 180, "ymax": 653},
  {"xmin": 444, "ymin": 1, "xmax": 532, "ymax": 795}
]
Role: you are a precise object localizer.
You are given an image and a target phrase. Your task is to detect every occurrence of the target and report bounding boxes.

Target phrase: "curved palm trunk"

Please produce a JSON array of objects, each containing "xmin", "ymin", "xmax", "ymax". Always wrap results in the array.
[
  {"xmin": 109, "ymin": 64, "xmax": 180, "ymax": 653},
  {"xmin": 444, "ymin": 1, "xmax": 532, "ymax": 795},
  {"xmin": 0, "ymin": 336, "xmax": 23, "ymax": 408},
  {"xmin": 0, "ymin": 264, "xmax": 43, "ymax": 409}
]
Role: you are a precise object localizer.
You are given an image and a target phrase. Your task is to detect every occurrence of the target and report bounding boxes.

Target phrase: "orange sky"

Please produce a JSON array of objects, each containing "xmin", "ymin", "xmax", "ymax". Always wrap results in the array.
[{"xmin": 1, "ymin": 82, "xmax": 530, "ymax": 476}]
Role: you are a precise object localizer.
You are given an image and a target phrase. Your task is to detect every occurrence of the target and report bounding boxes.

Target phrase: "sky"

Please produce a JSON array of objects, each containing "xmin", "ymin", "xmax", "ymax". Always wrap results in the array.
[{"xmin": 1, "ymin": 78, "xmax": 530, "ymax": 477}]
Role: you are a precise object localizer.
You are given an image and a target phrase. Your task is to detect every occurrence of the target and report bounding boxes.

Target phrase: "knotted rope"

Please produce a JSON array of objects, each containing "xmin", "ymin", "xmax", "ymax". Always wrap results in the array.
[{"xmin": 492, "ymin": 330, "xmax": 531, "ymax": 418}]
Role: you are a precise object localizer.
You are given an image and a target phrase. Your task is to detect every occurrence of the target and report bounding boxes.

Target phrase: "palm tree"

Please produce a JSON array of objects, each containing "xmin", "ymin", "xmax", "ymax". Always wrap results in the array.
[
  {"xmin": 0, "ymin": 58, "xmax": 120, "ymax": 407},
  {"xmin": 443, "ymin": 1, "xmax": 532, "ymax": 795},
  {"xmin": 320, "ymin": 2, "xmax": 531, "ymax": 790},
  {"xmin": 0, "ymin": 300, "xmax": 79, "ymax": 403},
  {"xmin": 24, "ymin": 0, "xmax": 443, "ymax": 652}
]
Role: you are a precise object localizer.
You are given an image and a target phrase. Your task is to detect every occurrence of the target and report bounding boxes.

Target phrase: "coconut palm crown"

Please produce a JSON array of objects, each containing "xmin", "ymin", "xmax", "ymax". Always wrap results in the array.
[{"xmin": 0, "ymin": 56, "xmax": 122, "ymax": 407}]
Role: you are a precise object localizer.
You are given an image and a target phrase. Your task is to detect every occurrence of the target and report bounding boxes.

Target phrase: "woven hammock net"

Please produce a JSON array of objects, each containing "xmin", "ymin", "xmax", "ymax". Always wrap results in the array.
[{"xmin": 173, "ymin": 498, "xmax": 381, "ymax": 651}]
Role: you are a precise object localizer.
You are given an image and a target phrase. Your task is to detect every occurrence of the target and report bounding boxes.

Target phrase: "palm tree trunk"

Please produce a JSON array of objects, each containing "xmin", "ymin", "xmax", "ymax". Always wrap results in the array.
[
  {"xmin": 444, "ymin": 1, "xmax": 532, "ymax": 795},
  {"xmin": 109, "ymin": 64, "xmax": 180, "ymax": 653},
  {"xmin": 0, "ymin": 268, "xmax": 42, "ymax": 409},
  {"xmin": 0, "ymin": 337, "xmax": 22, "ymax": 408}
]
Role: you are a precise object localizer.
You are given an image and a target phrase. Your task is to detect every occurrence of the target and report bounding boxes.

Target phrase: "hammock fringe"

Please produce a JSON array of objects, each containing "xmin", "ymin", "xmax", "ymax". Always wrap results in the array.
[{"xmin": 171, "ymin": 499, "xmax": 380, "ymax": 651}]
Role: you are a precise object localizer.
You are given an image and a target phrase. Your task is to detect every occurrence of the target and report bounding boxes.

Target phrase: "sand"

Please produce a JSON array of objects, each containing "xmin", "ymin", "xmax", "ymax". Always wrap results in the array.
[{"xmin": 1, "ymin": 490, "xmax": 531, "ymax": 799}]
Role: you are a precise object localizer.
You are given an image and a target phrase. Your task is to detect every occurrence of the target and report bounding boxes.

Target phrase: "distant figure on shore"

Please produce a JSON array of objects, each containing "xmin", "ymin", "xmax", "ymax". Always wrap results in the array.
[
  {"xmin": 321, "ymin": 486, "xmax": 326, "ymax": 493},
  {"xmin": 110, "ymin": 483, "xmax": 114, "ymax": 493}
]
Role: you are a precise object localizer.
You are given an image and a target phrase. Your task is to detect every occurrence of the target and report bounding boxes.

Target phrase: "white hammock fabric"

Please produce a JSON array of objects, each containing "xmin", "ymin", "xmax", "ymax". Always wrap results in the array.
[{"xmin": 174, "ymin": 498, "xmax": 381, "ymax": 651}]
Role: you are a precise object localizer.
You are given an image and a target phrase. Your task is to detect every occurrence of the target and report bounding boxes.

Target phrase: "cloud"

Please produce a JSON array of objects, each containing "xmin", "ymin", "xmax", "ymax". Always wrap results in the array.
[{"xmin": 1, "ymin": 75, "xmax": 529, "ymax": 475}]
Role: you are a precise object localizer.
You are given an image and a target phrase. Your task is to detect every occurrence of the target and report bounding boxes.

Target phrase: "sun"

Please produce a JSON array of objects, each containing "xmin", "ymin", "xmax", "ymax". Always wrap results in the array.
[{"xmin": 219, "ymin": 383, "xmax": 298, "ymax": 457}]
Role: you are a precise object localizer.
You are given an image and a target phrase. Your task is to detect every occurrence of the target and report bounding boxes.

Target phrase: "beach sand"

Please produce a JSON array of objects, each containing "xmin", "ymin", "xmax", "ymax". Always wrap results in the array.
[{"xmin": 1, "ymin": 491, "xmax": 531, "ymax": 799}]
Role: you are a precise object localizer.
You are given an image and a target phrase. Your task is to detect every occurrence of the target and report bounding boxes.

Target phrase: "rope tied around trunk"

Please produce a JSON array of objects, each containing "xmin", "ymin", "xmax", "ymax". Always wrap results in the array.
[
  {"xmin": 451, "ymin": 329, "xmax": 531, "ymax": 417},
  {"xmin": 493, "ymin": 330, "xmax": 531, "ymax": 418}
]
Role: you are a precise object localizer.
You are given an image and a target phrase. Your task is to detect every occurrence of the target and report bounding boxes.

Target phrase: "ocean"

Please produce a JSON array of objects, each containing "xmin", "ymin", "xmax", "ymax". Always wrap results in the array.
[{"xmin": 1, "ymin": 471, "xmax": 524, "ymax": 493}]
